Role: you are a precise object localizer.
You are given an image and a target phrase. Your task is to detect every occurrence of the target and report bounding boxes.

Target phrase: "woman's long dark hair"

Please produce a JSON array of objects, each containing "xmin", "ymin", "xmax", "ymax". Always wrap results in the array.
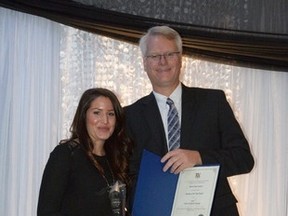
[{"xmin": 65, "ymin": 88, "xmax": 132, "ymax": 185}]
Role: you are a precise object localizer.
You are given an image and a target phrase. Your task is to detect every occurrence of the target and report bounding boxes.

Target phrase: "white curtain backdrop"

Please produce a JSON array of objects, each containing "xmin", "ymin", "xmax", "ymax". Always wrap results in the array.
[
  {"xmin": 0, "ymin": 7, "xmax": 287, "ymax": 216},
  {"xmin": 0, "ymin": 8, "xmax": 62, "ymax": 216}
]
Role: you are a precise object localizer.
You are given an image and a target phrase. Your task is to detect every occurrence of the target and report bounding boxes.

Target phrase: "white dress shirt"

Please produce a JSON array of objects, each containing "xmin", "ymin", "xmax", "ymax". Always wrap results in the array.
[{"xmin": 153, "ymin": 84, "xmax": 182, "ymax": 148}]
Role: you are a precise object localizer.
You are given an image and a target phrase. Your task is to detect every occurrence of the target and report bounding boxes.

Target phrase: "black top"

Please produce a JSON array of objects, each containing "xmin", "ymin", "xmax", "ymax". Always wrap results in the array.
[{"xmin": 37, "ymin": 142, "xmax": 114, "ymax": 216}]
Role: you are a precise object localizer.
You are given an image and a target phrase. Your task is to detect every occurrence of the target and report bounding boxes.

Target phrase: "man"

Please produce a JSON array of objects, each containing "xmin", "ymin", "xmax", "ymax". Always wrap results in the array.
[{"xmin": 125, "ymin": 26, "xmax": 254, "ymax": 215}]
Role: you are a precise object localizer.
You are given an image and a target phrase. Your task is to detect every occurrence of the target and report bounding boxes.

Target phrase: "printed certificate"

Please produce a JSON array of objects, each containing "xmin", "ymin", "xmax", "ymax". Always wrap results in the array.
[{"xmin": 171, "ymin": 165, "xmax": 220, "ymax": 216}]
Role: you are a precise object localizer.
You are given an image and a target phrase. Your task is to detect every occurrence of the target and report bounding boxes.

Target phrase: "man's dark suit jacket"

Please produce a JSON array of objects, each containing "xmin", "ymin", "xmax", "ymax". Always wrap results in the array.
[{"xmin": 125, "ymin": 84, "xmax": 254, "ymax": 214}]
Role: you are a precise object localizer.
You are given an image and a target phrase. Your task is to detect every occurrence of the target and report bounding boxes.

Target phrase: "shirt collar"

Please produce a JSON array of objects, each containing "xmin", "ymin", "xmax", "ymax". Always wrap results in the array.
[
  {"xmin": 168, "ymin": 83, "xmax": 182, "ymax": 105},
  {"xmin": 153, "ymin": 83, "xmax": 182, "ymax": 107}
]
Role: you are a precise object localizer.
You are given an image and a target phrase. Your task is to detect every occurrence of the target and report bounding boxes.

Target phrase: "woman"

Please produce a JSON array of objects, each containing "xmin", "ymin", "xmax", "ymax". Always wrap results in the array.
[{"xmin": 37, "ymin": 88, "xmax": 133, "ymax": 216}]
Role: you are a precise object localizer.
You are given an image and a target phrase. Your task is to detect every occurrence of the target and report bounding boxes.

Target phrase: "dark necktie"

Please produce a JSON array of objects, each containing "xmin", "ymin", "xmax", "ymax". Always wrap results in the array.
[{"xmin": 166, "ymin": 98, "xmax": 180, "ymax": 151}]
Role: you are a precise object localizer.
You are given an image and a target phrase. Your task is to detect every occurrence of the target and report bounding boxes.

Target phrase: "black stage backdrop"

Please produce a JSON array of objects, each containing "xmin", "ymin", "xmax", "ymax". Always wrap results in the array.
[{"xmin": 0, "ymin": 0, "xmax": 287, "ymax": 71}]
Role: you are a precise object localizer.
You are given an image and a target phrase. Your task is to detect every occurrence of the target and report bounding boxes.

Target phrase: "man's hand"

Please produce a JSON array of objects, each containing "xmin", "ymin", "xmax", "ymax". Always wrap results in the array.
[{"xmin": 161, "ymin": 149, "xmax": 203, "ymax": 174}]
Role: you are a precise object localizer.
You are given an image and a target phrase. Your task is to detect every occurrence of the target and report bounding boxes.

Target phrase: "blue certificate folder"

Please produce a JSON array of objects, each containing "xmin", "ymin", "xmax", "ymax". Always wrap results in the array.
[{"xmin": 132, "ymin": 149, "xmax": 179, "ymax": 216}]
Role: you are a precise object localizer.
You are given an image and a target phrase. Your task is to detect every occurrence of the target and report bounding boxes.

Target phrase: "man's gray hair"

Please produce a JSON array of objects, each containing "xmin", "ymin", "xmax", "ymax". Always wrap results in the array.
[{"xmin": 139, "ymin": 26, "xmax": 183, "ymax": 56}]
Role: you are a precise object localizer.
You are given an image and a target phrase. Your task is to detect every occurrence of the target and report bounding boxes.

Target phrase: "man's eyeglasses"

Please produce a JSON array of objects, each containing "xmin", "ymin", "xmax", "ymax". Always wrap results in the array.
[{"xmin": 145, "ymin": 51, "xmax": 180, "ymax": 62}]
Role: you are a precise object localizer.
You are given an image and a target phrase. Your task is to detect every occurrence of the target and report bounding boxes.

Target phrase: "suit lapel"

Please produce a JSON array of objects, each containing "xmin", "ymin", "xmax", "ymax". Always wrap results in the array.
[
  {"xmin": 181, "ymin": 85, "xmax": 199, "ymax": 147},
  {"xmin": 142, "ymin": 93, "xmax": 168, "ymax": 154}
]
